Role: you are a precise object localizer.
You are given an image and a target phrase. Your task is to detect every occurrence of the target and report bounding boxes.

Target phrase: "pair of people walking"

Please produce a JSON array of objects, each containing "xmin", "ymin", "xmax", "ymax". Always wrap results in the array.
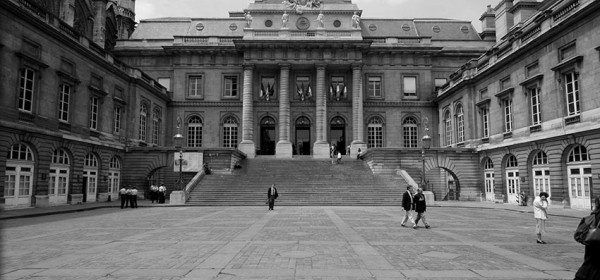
[{"xmin": 401, "ymin": 185, "xmax": 430, "ymax": 229}]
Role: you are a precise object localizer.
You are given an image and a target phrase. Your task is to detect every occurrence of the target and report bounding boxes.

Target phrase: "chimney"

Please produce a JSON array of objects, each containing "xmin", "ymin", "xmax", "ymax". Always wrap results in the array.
[
  {"xmin": 479, "ymin": 5, "xmax": 496, "ymax": 41},
  {"xmin": 494, "ymin": 0, "xmax": 514, "ymax": 42},
  {"xmin": 509, "ymin": 0, "xmax": 540, "ymax": 25},
  {"xmin": 92, "ymin": 0, "xmax": 108, "ymax": 48}
]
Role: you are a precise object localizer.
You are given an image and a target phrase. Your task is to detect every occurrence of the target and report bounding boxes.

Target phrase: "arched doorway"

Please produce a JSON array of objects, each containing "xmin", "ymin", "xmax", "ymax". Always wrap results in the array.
[
  {"xmin": 483, "ymin": 158, "xmax": 495, "ymax": 202},
  {"xmin": 505, "ymin": 154, "xmax": 520, "ymax": 204},
  {"xmin": 295, "ymin": 116, "xmax": 311, "ymax": 155},
  {"xmin": 260, "ymin": 116, "xmax": 276, "ymax": 155},
  {"xmin": 330, "ymin": 116, "xmax": 346, "ymax": 155}
]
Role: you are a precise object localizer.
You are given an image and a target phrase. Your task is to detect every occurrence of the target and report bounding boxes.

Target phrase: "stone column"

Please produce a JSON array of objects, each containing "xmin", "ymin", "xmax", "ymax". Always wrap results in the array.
[
  {"xmin": 239, "ymin": 65, "xmax": 256, "ymax": 158},
  {"xmin": 313, "ymin": 64, "xmax": 330, "ymax": 158},
  {"xmin": 351, "ymin": 64, "xmax": 366, "ymax": 155},
  {"xmin": 276, "ymin": 64, "xmax": 293, "ymax": 158}
]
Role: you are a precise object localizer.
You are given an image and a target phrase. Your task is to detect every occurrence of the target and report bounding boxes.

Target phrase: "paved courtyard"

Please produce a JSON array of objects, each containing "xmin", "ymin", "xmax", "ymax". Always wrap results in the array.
[{"xmin": 0, "ymin": 205, "xmax": 587, "ymax": 279}]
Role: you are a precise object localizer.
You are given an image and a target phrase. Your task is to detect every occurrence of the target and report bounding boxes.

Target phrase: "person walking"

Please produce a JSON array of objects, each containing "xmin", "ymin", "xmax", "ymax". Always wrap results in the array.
[
  {"xmin": 119, "ymin": 186, "xmax": 128, "ymax": 209},
  {"xmin": 533, "ymin": 192, "xmax": 549, "ymax": 244},
  {"xmin": 130, "ymin": 187, "xmax": 138, "ymax": 208},
  {"xmin": 336, "ymin": 151, "xmax": 342, "ymax": 164},
  {"xmin": 267, "ymin": 184, "xmax": 278, "ymax": 210},
  {"xmin": 150, "ymin": 185, "xmax": 158, "ymax": 203},
  {"xmin": 413, "ymin": 188, "xmax": 430, "ymax": 229},
  {"xmin": 401, "ymin": 185, "xmax": 415, "ymax": 227},
  {"xmin": 574, "ymin": 196, "xmax": 600, "ymax": 280}
]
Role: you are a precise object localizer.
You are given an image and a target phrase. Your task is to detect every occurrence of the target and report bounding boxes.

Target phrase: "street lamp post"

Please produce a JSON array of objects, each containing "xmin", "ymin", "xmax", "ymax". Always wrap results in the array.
[
  {"xmin": 173, "ymin": 133, "xmax": 184, "ymax": 191},
  {"xmin": 421, "ymin": 129, "xmax": 431, "ymax": 191}
]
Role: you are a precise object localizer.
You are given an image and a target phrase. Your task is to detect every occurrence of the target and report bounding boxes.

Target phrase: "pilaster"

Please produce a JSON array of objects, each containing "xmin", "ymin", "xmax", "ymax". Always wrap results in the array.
[
  {"xmin": 351, "ymin": 64, "xmax": 366, "ymax": 155},
  {"xmin": 313, "ymin": 64, "xmax": 330, "ymax": 158}
]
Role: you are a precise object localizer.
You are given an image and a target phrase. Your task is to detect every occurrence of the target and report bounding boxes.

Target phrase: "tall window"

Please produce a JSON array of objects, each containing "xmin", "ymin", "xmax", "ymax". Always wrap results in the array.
[
  {"xmin": 49, "ymin": 149, "xmax": 70, "ymax": 198},
  {"xmin": 482, "ymin": 107, "xmax": 490, "ymax": 138},
  {"xmin": 367, "ymin": 117, "xmax": 383, "ymax": 148},
  {"xmin": 444, "ymin": 110, "xmax": 452, "ymax": 146},
  {"xmin": 187, "ymin": 116, "xmax": 203, "ymax": 147},
  {"xmin": 189, "ymin": 75, "xmax": 203, "ymax": 97},
  {"xmin": 564, "ymin": 72, "xmax": 580, "ymax": 116},
  {"xmin": 532, "ymin": 151, "xmax": 550, "ymax": 197},
  {"xmin": 108, "ymin": 157, "xmax": 121, "ymax": 195},
  {"xmin": 456, "ymin": 104, "xmax": 464, "ymax": 143},
  {"xmin": 5, "ymin": 144, "xmax": 35, "ymax": 204},
  {"xmin": 18, "ymin": 67, "xmax": 35, "ymax": 112},
  {"xmin": 89, "ymin": 96, "xmax": 99, "ymax": 130},
  {"xmin": 505, "ymin": 155, "xmax": 520, "ymax": 204},
  {"xmin": 529, "ymin": 87, "xmax": 541, "ymax": 126},
  {"xmin": 367, "ymin": 76, "xmax": 382, "ymax": 98},
  {"xmin": 83, "ymin": 153, "xmax": 98, "ymax": 202},
  {"xmin": 484, "ymin": 158, "xmax": 495, "ymax": 201},
  {"xmin": 402, "ymin": 117, "xmax": 418, "ymax": 148},
  {"xmin": 113, "ymin": 106, "xmax": 122, "ymax": 134},
  {"xmin": 223, "ymin": 116, "xmax": 239, "ymax": 148},
  {"xmin": 403, "ymin": 76, "xmax": 417, "ymax": 97},
  {"xmin": 139, "ymin": 104, "xmax": 148, "ymax": 142},
  {"xmin": 152, "ymin": 108, "xmax": 161, "ymax": 145},
  {"xmin": 223, "ymin": 75, "xmax": 239, "ymax": 98},
  {"xmin": 567, "ymin": 145, "xmax": 592, "ymax": 209},
  {"xmin": 503, "ymin": 99, "xmax": 513, "ymax": 132},
  {"xmin": 58, "ymin": 84, "xmax": 71, "ymax": 122}
]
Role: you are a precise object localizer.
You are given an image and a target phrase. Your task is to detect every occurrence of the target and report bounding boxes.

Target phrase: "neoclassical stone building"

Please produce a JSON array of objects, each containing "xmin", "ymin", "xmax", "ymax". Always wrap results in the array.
[
  {"xmin": 1, "ymin": 0, "xmax": 598, "ymax": 209},
  {"xmin": 437, "ymin": 0, "xmax": 600, "ymax": 208}
]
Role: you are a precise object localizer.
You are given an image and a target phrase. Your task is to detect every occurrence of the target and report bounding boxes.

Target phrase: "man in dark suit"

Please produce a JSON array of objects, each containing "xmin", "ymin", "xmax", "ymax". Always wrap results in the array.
[
  {"xmin": 267, "ymin": 184, "xmax": 278, "ymax": 210},
  {"xmin": 413, "ymin": 188, "xmax": 430, "ymax": 229},
  {"xmin": 401, "ymin": 185, "xmax": 415, "ymax": 227}
]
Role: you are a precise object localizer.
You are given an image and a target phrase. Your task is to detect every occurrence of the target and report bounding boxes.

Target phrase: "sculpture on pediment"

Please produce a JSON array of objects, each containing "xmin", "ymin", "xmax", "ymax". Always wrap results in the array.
[
  {"xmin": 316, "ymin": 12, "xmax": 325, "ymax": 28},
  {"xmin": 282, "ymin": 0, "xmax": 322, "ymax": 14}
]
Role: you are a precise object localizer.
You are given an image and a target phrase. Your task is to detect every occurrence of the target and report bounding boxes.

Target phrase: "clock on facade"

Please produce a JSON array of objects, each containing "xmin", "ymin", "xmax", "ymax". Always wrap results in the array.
[{"xmin": 296, "ymin": 17, "xmax": 310, "ymax": 30}]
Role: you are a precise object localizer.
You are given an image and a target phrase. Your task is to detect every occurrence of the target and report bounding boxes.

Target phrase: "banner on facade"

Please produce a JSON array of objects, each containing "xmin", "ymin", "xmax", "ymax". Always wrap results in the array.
[{"xmin": 173, "ymin": 152, "xmax": 203, "ymax": 172}]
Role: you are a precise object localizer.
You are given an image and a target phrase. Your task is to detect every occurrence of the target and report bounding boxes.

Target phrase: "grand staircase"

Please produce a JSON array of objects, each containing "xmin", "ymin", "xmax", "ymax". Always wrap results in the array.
[{"xmin": 187, "ymin": 156, "xmax": 407, "ymax": 206}]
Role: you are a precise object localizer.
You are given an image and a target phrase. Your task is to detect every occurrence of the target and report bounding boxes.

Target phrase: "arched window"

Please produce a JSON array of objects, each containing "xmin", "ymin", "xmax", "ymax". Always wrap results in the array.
[
  {"xmin": 187, "ymin": 116, "xmax": 203, "ymax": 147},
  {"xmin": 5, "ymin": 144, "xmax": 35, "ymax": 207},
  {"xmin": 83, "ymin": 153, "xmax": 99, "ymax": 202},
  {"xmin": 483, "ymin": 158, "xmax": 495, "ymax": 201},
  {"xmin": 152, "ymin": 107, "xmax": 161, "ymax": 145},
  {"xmin": 223, "ymin": 116, "xmax": 238, "ymax": 148},
  {"xmin": 456, "ymin": 104, "xmax": 464, "ymax": 143},
  {"xmin": 444, "ymin": 110, "xmax": 452, "ymax": 146},
  {"xmin": 367, "ymin": 116, "xmax": 384, "ymax": 148},
  {"xmin": 108, "ymin": 156, "xmax": 121, "ymax": 196},
  {"xmin": 49, "ymin": 149, "xmax": 70, "ymax": 201},
  {"xmin": 402, "ymin": 117, "xmax": 418, "ymax": 148},
  {"xmin": 139, "ymin": 103, "xmax": 148, "ymax": 142},
  {"xmin": 505, "ymin": 155, "xmax": 520, "ymax": 204},
  {"xmin": 532, "ymin": 151, "xmax": 550, "ymax": 197},
  {"xmin": 567, "ymin": 145, "xmax": 592, "ymax": 209}
]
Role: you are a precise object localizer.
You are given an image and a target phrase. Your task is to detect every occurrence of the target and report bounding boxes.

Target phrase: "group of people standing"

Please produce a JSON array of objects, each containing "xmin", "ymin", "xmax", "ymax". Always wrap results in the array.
[
  {"xmin": 149, "ymin": 184, "xmax": 167, "ymax": 204},
  {"xmin": 119, "ymin": 186, "xmax": 138, "ymax": 209},
  {"xmin": 400, "ymin": 185, "xmax": 431, "ymax": 229}
]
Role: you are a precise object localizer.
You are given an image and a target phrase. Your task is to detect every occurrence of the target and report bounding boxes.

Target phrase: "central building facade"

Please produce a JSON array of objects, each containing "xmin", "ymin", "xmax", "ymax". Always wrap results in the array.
[{"xmin": 114, "ymin": 0, "xmax": 492, "ymax": 158}]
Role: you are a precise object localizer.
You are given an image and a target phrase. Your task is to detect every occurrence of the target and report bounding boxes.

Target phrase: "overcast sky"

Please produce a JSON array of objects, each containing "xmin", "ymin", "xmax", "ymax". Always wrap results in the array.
[{"xmin": 135, "ymin": 0, "xmax": 494, "ymax": 32}]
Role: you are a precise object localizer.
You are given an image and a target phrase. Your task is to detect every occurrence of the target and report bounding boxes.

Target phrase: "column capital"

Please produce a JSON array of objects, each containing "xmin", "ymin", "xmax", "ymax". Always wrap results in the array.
[
  {"xmin": 243, "ymin": 64, "xmax": 254, "ymax": 71},
  {"xmin": 278, "ymin": 63, "xmax": 291, "ymax": 70}
]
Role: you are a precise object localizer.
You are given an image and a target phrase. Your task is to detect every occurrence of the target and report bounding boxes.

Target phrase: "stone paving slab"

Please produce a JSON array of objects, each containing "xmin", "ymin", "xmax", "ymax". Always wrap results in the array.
[{"xmin": 0, "ymin": 206, "xmax": 587, "ymax": 280}]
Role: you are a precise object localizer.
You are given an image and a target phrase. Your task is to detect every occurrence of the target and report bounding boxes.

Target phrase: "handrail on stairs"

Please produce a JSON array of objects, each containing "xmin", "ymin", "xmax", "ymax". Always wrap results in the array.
[{"xmin": 183, "ymin": 169, "xmax": 207, "ymax": 202}]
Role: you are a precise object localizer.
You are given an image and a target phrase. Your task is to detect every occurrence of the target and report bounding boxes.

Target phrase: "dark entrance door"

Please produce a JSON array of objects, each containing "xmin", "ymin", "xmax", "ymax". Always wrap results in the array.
[
  {"xmin": 82, "ymin": 177, "xmax": 88, "ymax": 202},
  {"xmin": 330, "ymin": 116, "xmax": 346, "ymax": 155},
  {"xmin": 295, "ymin": 116, "xmax": 311, "ymax": 155},
  {"xmin": 260, "ymin": 116, "xmax": 276, "ymax": 155}
]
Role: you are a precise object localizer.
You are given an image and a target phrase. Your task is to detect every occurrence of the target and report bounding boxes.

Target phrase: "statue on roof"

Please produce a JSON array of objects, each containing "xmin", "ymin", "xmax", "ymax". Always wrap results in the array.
[
  {"xmin": 282, "ymin": 0, "xmax": 321, "ymax": 14},
  {"xmin": 316, "ymin": 12, "xmax": 324, "ymax": 28},
  {"xmin": 245, "ymin": 12, "xmax": 253, "ymax": 28},
  {"xmin": 282, "ymin": 11, "xmax": 289, "ymax": 28},
  {"xmin": 351, "ymin": 12, "xmax": 360, "ymax": 29}
]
